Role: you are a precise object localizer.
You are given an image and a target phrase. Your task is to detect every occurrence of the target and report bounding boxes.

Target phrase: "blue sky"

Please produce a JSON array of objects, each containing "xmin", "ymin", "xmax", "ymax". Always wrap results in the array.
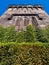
[{"xmin": 0, "ymin": 0, "xmax": 49, "ymax": 16}]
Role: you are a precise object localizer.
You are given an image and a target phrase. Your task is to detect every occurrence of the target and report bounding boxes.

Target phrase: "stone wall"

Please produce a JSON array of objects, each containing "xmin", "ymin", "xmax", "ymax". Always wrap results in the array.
[{"xmin": 0, "ymin": 5, "xmax": 49, "ymax": 31}]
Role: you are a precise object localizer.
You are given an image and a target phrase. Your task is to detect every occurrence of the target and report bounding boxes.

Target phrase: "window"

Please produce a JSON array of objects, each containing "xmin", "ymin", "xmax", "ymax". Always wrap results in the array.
[
  {"xmin": 39, "ymin": 18, "xmax": 43, "ymax": 20},
  {"xmin": 38, "ymin": 14, "xmax": 43, "ymax": 20},
  {"xmin": 7, "ymin": 18, "xmax": 11, "ymax": 20}
]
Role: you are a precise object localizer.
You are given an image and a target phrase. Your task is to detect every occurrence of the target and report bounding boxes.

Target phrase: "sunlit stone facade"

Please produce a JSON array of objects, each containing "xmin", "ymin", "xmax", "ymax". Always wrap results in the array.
[{"xmin": 0, "ymin": 4, "xmax": 49, "ymax": 31}]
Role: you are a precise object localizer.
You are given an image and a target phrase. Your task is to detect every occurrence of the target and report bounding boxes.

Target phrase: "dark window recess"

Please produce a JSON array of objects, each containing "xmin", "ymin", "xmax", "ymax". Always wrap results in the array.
[
  {"xmin": 7, "ymin": 18, "xmax": 11, "ymax": 20},
  {"xmin": 37, "ymin": 15, "xmax": 43, "ymax": 20},
  {"xmin": 39, "ymin": 18, "xmax": 43, "ymax": 20}
]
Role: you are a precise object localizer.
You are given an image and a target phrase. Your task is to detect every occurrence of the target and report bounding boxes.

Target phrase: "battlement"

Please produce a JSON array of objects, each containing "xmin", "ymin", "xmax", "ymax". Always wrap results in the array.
[
  {"xmin": 7, "ymin": 4, "xmax": 43, "ymax": 9},
  {"xmin": 0, "ymin": 4, "xmax": 49, "ymax": 31}
]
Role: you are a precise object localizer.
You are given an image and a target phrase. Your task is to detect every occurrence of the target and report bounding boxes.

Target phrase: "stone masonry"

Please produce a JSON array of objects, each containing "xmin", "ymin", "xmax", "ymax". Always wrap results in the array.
[{"xmin": 0, "ymin": 4, "xmax": 49, "ymax": 31}]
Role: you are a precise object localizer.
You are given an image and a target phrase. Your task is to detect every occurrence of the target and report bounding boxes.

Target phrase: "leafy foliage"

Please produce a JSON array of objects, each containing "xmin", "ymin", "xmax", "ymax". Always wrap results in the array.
[
  {"xmin": 25, "ymin": 25, "xmax": 36, "ymax": 42},
  {"xmin": 4, "ymin": 26, "xmax": 16, "ymax": 42},
  {"xmin": 0, "ymin": 42, "xmax": 49, "ymax": 65},
  {"xmin": 0, "ymin": 26, "xmax": 5, "ymax": 42},
  {"xmin": 35, "ymin": 29, "xmax": 48, "ymax": 42},
  {"xmin": 16, "ymin": 31, "xmax": 25, "ymax": 43},
  {"xmin": 46, "ymin": 26, "xmax": 49, "ymax": 42},
  {"xmin": 0, "ymin": 25, "xmax": 49, "ymax": 43}
]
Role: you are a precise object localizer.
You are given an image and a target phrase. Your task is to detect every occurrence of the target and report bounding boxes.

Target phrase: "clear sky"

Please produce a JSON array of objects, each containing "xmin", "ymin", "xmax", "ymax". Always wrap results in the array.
[{"xmin": 0, "ymin": 0, "xmax": 49, "ymax": 16}]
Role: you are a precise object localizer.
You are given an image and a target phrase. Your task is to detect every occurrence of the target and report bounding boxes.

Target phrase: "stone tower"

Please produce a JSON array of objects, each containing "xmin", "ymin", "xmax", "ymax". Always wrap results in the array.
[{"xmin": 0, "ymin": 4, "xmax": 49, "ymax": 31}]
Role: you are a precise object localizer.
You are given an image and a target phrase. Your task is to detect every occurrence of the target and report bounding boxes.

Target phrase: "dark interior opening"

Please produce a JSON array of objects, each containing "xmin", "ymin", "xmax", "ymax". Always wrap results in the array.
[
  {"xmin": 12, "ymin": 14, "xmax": 38, "ymax": 16},
  {"xmin": 39, "ymin": 18, "xmax": 43, "ymax": 20},
  {"xmin": 7, "ymin": 18, "xmax": 11, "ymax": 20}
]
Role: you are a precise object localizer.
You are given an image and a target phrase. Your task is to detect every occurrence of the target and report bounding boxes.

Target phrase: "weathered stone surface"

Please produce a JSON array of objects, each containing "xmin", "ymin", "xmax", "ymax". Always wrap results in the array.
[{"xmin": 0, "ymin": 4, "xmax": 49, "ymax": 31}]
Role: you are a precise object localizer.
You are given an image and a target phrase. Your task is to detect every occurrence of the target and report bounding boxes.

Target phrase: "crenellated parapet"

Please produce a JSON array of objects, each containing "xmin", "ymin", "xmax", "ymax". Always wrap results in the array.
[
  {"xmin": 7, "ymin": 4, "xmax": 43, "ymax": 9},
  {"xmin": 0, "ymin": 4, "xmax": 49, "ymax": 31}
]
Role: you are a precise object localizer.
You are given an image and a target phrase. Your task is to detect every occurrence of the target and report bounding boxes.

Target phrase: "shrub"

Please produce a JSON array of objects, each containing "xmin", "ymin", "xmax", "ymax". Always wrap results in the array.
[
  {"xmin": 16, "ymin": 31, "xmax": 25, "ymax": 43},
  {"xmin": 35, "ymin": 29, "xmax": 48, "ymax": 42},
  {"xmin": 46, "ymin": 26, "xmax": 49, "ymax": 42},
  {"xmin": 25, "ymin": 25, "xmax": 36, "ymax": 42},
  {"xmin": 0, "ymin": 26, "xmax": 5, "ymax": 42},
  {"xmin": 4, "ymin": 26, "xmax": 16, "ymax": 42},
  {"xmin": 0, "ymin": 25, "xmax": 49, "ymax": 43},
  {"xmin": 0, "ymin": 42, "xmax": 49, "ymax": 65}
]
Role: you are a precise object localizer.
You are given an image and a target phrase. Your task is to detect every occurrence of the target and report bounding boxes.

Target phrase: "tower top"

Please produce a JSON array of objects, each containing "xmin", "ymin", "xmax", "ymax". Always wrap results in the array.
[{"xmin": 7, "ymin": 4, "xmax": 43, "ymax": 9}]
